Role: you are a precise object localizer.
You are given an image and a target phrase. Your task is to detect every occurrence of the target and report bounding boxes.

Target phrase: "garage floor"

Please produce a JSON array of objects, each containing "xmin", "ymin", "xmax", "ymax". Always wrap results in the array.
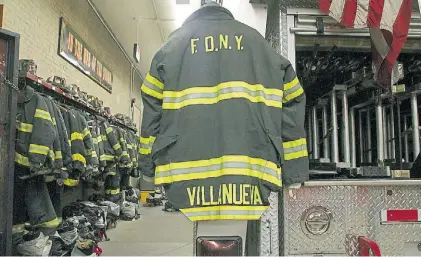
[{"xmin": 100, "ymin": 206, "xmax": 193, "ymax": 256}]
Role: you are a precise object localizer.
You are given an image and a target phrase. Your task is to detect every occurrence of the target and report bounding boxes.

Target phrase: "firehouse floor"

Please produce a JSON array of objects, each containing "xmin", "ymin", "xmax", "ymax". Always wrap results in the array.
[{"xmin": 100, "ymin": 205, "xmax": 193, "ymax": 256}]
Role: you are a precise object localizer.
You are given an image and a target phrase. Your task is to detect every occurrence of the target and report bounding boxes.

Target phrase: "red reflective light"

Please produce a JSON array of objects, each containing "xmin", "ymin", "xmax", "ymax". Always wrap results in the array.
[
  {"xmin": 196, "ymin": 236, "xmax": 242, "ymax": 256},
  {"xmin": 383, "ymin": 209, "xmax": 419, "ymax": 222}
]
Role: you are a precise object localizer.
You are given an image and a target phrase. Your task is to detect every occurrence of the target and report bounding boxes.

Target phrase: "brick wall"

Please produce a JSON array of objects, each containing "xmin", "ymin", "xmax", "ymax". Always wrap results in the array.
[{"xmin": 4, "ymin": 0, "xmax": 135, "ymax": 116}]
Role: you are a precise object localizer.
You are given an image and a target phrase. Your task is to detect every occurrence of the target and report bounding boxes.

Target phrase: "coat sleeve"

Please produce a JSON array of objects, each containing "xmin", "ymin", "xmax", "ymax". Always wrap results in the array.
[
  {"xmin": 28, "ymin": 95, "xmax": 56, "ymax": 171},
  {"xmin": 80, "ymin": 113, "xmax": 97, "ymax": 166},
  {"xmin": 139, "ymin": 54, "xmax": 164, "ymax": 180},
  {"xmin": 90, "ymin": 129, "xmax": 101, "ymax": 167},
  {"xmin": 45, "ymin": 98, "xmax": 63, "ymax": 170},
  {"xmin": 117, "ymin": 127, "xmax": 130, "ymax": 164},
  {"xmin": 104, "ymin": 121, "xmax": 122, "ymax": 157},
  {"xmin": 97, "ymin": 125, "xmax": 107, "ymax": 168},
  {"xmin": 54, "ymin": 105, "xmax": 72, "ymax": 171},
  {"xmin": 281, "ymin": 62, "xmax": 309, "ymax": 185}
]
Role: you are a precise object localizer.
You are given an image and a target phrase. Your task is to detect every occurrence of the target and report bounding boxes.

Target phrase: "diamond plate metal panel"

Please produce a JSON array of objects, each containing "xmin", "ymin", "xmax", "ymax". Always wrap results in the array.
[
  {"xmin": 283, "ymin": 185, "xmax": 421, "ymax": 256},
  {"xmin": 278, "ymin": 0, "xmax": 319, "ymax": 57},
  {"xmin": 286, "ymin": 188, "xmax": 347, "ymax": 254},
  {"xmin": 279, "ymin": 9, "xmax": 287, "ymax": 56},
  {"xmin": 259, "ymin": 192, "xmax": 279, "ymax": 256},
  {"xmin": 193, "ymin": 221, "xmax": 197, "ymax": 256}
]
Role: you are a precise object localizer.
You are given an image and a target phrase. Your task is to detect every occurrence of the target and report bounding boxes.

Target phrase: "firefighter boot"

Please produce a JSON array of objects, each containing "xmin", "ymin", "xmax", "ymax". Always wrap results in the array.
[{"xmin": 16, "ymin": 231, "xmax": 52, "ymax": 256}]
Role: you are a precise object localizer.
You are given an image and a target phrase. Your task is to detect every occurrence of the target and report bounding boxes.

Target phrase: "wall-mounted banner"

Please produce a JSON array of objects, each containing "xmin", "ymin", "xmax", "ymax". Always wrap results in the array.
[{"xmin": 58, "ymin": 17, "xmax": 113, "ymax": 93}]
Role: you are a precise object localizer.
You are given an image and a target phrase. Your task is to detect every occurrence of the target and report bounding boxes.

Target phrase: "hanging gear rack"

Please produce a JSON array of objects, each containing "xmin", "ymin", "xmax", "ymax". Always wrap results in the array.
[{"xmin": 19, "ymin": 73, "xmax": 137, "ymax": 133}]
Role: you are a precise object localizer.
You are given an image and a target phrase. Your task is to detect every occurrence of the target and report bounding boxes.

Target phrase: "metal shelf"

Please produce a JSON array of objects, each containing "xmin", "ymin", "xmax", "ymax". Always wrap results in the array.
[{"xmin": 20, "ymin": 73, "xmax": 137, "ymax": 133}]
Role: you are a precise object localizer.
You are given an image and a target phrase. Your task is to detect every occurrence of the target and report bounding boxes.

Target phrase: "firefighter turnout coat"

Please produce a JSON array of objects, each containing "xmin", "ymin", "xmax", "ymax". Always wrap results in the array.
[
  {"xmin": 16, "ymin": 87, "xmax": 56, "ymax": 172},
  {"xmin": 139, "ymin": 3, "xmax": 309, "ymax": 221}
]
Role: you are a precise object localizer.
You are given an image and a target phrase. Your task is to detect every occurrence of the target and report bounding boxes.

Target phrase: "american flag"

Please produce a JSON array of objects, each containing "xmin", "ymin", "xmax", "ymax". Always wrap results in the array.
[{"xmin": 319, "ymin": 0, "xmax": 413, "ymax": 89}]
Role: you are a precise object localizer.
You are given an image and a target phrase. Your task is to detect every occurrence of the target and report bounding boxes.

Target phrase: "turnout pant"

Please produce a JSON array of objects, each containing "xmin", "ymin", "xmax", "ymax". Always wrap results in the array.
[
  {"xmin": 14, "ymin": 166, "xmax": 58, "ymax": 226},
  {"xmin": 119, "ymin": 168, "xmax": 131, "ymax": 190},
  {"xmin": 104, "ymin": 167, "xmax": 132, "ymax": 202},
  {"xmin": 104, "ymin": 171, "xmax": 121, "ymax": 203},
  {"xmin": 46, "ymin": 181, "xmax": 62, "ymax": 219},
  {"xmin": 26, "ymin": 176, "xmax": 58, "ymax": 226}
]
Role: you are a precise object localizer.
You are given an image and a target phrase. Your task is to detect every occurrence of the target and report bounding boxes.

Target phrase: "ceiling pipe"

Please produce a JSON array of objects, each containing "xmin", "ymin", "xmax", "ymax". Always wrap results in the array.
[
  {"xmin": 85, "ymin": 0, "xmax": 144, "ymax": 81},
  {"xmin": 151, "ymin": 0, "xmax": 166, "ymax": 42}
]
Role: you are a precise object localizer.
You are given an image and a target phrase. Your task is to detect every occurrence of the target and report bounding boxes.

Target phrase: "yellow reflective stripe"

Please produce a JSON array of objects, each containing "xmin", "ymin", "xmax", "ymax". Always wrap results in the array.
[
  {"xmin": 34, "ymin": 109, "xmax": 52, "ymax": 122},
  {"xmin": 72, "ymin": 153, "xmax": 86, "ymax": 166},
  {"xmin": 63, "ymin": 178, "xmax": 79, "ymax": 187},
  {"xmin": 139, "ymin": 148, "xmax": 151, "ymax": 155},
  {"xmin": 92, "ymin": 138, "xmax": 98, "ymax": 144},
  {"xmin": 162, "ymin": 81, "xmax": 283, "ymax": 110},
  {"xmin": 29, "ymin": 144, "xmax": 50, "ymax": 155},
  {"xmin": 283, "ymin": 77, "xmax": 304, "ymax": 103},
  {"xmin": 122, "ymin": 151, "xmax": 130, "ymax": 157},
  {"xmin": 141, "ymin": 83, "xmax": 163, "ymax": 99},
  {"xmin": 105, "ymin": 189, "xmax": 120, "ymax": 195},
  {"xmin": 157, "ymin": 155, "xmax": 278, "ymax": 171},
  {"xmin": 101, "ymin": 135, "xmax": 107, "ymax": 141},
  {"xmin": 180, "ymin": 206, "xmax": 268, "ymax": 221},
  {"xmin": 146, "ymin": 73, "xmax": 164, "ymax": 90},
  {"xmin": 283, "ymin": 87, "xmax": 304, "ymax": 103},
  {"xmin": 155, "ymin": 155, "xmax": 281, "ymax": 186},
  {"xmin": 48, "ymin": 150, "xmax": 55, "ymax": 160},
  {"xmin": 165, "ymin": 82, "xmax": 281, "ymax": 98},
  {"xmin": 100, "ymin": 154, "xmax": 114, "ymax": 161},
  {"xmin": 52, "ymin": 117, "xmax": 56, "ymax": 126},
  {"xmin": 88, "ymin": 150, "xmax": 98, "ymax": 158},
  {"xmin": 127, "ymin": 144, "xmax": 133, "ymax": 149},
  {"xmin": 17, "ymin": 122, "xmax": 33, "ymax": 133},
  {"xmin": 106, "ymin": 127, "xmax": 113, "ymax": 134},
  {"xmin": 70, "ymin": 132, "xmax": 84, "ymax": 141},
  {"xmin": 83, "ymin": 128, "xmax": 90, "ymax": 138},
  {"xmin": 182, "ymin": 206, "xmax": 268, "ymax": 212},
  {"xmin": 55, "ymin": 151, "xmax": 62, "ymax": 158},
  {"xmin": 284, "ymin": 148, "xmax": 308, "ymax": 160},
  {"xmin": 283, "ymin": 138, "xmax": 306, "ymax": 149},
  {"xmin": 113, "ymin": 143, "xmax": 121, "ymax": 151},
  {"xmin": 139, "ymin": 136, "xmax": 156, "ymax": 155},
  {"xmin": 283, "ymin": 138, "xmax": 308, "ymax": 161},
  {"xmin": 163, "ymin": 92, "xmax": 283, "ymax": 109},
  {"xmin": 140, "ymin": 137, "xmax": 149, "ymax": 144},
  {"xmin": 97, "ymin": 136, "xmax": 103, "ymax": 143},
  {"xmin": 15, "ymin": 152, "xmax": 30, "ymax": 166},
  {"xmin": 284, "ymin": 77, "xmax": 299, "ymax": 91},
  {"xmin": 119, "ymin": 138, "xmax": 125, "ymax": 143},
  {"xmin": 41, "ymin": 217, "xmax": 61, "ymax": 228}
]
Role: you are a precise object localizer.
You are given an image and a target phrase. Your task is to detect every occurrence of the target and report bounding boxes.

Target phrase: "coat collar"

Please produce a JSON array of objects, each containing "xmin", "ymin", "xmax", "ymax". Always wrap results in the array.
[
  {"xmin": 18, "ymin": 86, "xmax": 35, "ymax": 104},
  {"xmin": 183, "ymin": 3, "xmax": 234, "ymax": 26}
]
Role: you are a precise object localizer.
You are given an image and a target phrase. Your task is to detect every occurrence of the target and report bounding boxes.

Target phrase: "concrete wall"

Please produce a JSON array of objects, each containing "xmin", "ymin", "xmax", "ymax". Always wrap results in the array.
[{"xmin": 4, "ymin": 0, "xmax": 136, "ymax": 116}]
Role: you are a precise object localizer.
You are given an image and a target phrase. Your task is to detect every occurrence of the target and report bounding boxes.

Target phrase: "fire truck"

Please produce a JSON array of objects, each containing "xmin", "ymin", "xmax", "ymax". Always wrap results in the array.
[{"xmin": 194, "ymin": 0, "xmax": 421, "ymax": 256}]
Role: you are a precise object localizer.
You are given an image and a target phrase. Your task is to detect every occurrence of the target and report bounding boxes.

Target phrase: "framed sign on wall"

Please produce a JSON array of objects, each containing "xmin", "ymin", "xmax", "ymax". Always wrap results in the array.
[{"xmin": 58, "ymin": 17, "xmax": 113, "ymax": 93}]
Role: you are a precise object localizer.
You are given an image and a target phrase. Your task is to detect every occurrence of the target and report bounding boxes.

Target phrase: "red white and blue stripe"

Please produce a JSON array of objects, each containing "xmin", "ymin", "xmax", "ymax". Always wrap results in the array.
[{"xmin": 319, "ymin": 0, "xmax": 413, "ymax": 89}]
